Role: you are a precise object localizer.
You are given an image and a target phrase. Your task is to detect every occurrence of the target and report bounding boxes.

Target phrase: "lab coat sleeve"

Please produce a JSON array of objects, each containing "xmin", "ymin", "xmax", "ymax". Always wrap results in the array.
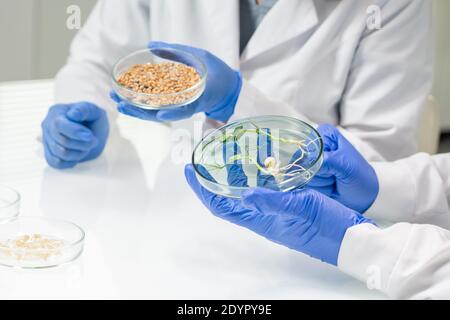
[
  {"xmin": 366, "ymin": 153, "xmax": 450, "ymax": 225},
  {"xmin": 339, "ymin": 0, "xmax": 433, "ymax": 161},
  {"xmin": 54, "ymin": 0, "xmax": 151, "ymax": 119},
  {"xmin": 338, "ymin": 223, "xmax": 450, "ymax": 299}
]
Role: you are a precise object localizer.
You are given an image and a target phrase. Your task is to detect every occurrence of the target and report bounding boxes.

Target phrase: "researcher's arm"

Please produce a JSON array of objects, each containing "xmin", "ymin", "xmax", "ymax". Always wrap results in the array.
[
  {"xmin": 186, "ymin": 162, "xmax": 450, "ymax": 299},
  {"xmin": 367, "ymin": 153, "xmax": 450, "ymax": 224},
  {"xmin": 310, "ymin": 124, "xmax": 450, "ymax": 225},
  {"xmin": 55, "ymin": 0, "xmax": 151, "ymax": 115},
  {"xmin": 339, "ymin": 222, "xmax": 450, "ymax": 299},
  {"xmin": 184, "ymin": 164, "xmax": 374, "ymax": 267},
  {"xmin": 231, "ymin": 0, "xmax": 432, "ymax": 161}
]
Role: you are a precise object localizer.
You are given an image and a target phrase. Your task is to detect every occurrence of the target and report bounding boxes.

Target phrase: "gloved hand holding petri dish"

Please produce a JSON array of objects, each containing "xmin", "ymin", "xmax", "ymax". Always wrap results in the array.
[
  {"xmin": 112, "ymin": 47, "xmax": 207, "ymax": 110},
  {"xmin": 111, "ymin": 42, "xmax": 242, "ymax": 122},
  {"xmin": 192, "ymin": 116, "xmax": 324, "ymax": 198}
]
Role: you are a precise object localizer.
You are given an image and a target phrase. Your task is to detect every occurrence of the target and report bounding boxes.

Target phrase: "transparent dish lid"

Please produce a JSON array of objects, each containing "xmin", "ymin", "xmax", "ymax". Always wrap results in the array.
[
  {"xmin": 0, "ymin": 185, "xmax": 20, "ymax": 221},
  {"xmin": 192, "ymin": 116, "xmax": 323, "ymax": 199}
]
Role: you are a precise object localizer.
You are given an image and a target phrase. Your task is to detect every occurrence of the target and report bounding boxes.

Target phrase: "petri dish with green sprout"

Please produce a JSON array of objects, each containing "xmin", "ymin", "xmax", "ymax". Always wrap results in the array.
[{"xmin": 192, "ymin": 116, "xmax": 323, "ymax": 199}]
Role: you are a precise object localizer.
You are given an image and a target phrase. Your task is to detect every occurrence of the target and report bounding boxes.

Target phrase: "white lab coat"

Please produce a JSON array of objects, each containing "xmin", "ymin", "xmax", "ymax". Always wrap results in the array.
[
  {"xmin": 55, "ymin": 0, "xmax": 433, "ymax": 162},
  {"xmin": 54, "ymin": 0, "xmax": 446, "ymax": 299},
  {"xmin": 338, "ymin": 153, "xmax": 450, "ymax": 299}
]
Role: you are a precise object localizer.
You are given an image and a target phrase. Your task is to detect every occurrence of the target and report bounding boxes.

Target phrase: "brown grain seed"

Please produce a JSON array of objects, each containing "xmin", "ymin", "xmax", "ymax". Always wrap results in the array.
[{"xmin": 117, "ymin": 62, "xmax": 202, "ymax": 106}]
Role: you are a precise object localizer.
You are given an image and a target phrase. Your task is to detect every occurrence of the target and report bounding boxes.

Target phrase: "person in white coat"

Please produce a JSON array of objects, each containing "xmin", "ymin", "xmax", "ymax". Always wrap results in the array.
[
  {"xmin": 41, "ymin": 0, "xmax": 432, "ymax": 169},
  {"xmin": 185, "ymin": 124, "xmax": 450, "ymax": 299}
]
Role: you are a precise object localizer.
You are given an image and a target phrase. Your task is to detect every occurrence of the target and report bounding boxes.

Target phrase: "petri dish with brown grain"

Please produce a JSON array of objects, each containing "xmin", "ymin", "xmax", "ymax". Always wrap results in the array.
[{"xmin": 112, "ymin": 48, "xmax": 207, "ymax": 110}]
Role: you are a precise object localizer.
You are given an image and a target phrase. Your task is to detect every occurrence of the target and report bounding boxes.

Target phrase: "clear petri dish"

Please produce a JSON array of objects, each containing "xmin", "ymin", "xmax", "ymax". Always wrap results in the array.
[
  {"xmin": 112, "ymin": 48, "xmax": 207, "ymax": 110},
  {"xmin": 0, "ymin": 186, "xmax": 20, "ymax": 221},
  {"xmin": 0, "ymin": 217, "xmax": 85, "ymax": 269},
  {"xmin": 192, "ymin": 116, "xmax": 323, "ymax": 199}
]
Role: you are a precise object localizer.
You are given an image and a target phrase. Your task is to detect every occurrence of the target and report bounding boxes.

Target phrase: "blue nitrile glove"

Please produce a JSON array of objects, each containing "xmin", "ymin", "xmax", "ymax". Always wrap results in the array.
[
  {"xmin": 41, "ymin": 102, "xmax": 109, "ymax": 169},
  {"xmin": 185, "ymin": 164, "xmax": 373, "ymax": 265},
  {"xmin": 187, "ymin": 135, "xmax": 373, "ymax": 265},
  {"xmin": 308, "ymin": 124, "xmax": 379, "ymax": 213},
  {"xmin": 112, "ymin": 41, "xmax": 242, "ymax": 123}
]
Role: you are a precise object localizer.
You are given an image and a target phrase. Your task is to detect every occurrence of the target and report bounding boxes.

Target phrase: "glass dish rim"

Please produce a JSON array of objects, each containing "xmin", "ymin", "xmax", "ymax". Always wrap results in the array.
[
  {"xmin": 191, "ymin": 115, "xmax": 324, "ymax": 191},
  {"xmin": 0, "ymin": 185, "xmax": 21, "ymax": 210},
  {"xmin": 0, "ymin": 216, "xmax": 86, "ymax": 248},
  {"xmin": 111, "ymin": 47, "xmax": 208, "ymax": 100}
]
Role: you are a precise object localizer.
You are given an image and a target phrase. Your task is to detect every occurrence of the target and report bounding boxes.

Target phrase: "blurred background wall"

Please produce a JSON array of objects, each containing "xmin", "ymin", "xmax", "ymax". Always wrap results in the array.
[
  {"xmin": 1, "ymin": 0, "xmax": 449, "ymax": 129},
  {"xmin": 0, "ymin": 0, "xmax": 96, "ymax": 81}
]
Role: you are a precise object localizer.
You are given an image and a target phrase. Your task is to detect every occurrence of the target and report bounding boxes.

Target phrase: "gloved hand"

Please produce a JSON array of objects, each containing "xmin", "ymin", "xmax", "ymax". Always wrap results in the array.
[
  {"xmin": 187, "ymin": 134, "xmax": 373, "ymax": 265},
  {"xmin": 185, "ymin": 164, "xmax": 373, "ymax": 265},
  {"xmin": 308, "ymin": 124, "xmax": 379, "ymax": 213},
  {"xmin": 112, "ymin": 41, "xmax": 242, "ymax": 122},
  {"xmin": 41, "ymin": 102, "xmax": 109, "ymax": 169}
]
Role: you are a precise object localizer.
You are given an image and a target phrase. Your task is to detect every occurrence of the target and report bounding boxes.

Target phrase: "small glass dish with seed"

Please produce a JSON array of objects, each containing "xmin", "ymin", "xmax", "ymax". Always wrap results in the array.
[
  {"xmin": 0, "ymin": 217, "xmax": 85, "ymax": 269},
  {"xmin": 112, "ymin": 48, "xmax": 207, "ymax": 110}
]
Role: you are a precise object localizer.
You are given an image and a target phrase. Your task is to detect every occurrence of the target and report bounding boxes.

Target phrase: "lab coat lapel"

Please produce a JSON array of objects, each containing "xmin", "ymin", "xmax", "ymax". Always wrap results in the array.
[{"xmin": 241, "ymin": 0, "xmax": 319, "ymax": 63}]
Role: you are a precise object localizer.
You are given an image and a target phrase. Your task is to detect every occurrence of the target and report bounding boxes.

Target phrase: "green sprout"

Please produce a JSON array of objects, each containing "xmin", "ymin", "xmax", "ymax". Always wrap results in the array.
[{"xmin": 198, "ymin": 122, "xmax": 321, "ymax": 183}]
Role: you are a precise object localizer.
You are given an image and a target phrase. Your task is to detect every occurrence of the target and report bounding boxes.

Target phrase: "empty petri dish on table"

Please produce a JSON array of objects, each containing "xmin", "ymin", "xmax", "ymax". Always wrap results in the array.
[
  {"xmin": 0, "ymin": 186, "xmax": 20, "ymax": 221},
  {"xmin": 192, "ymin": 116, "xmax": 323, "ymax": 199},
  {"xmin": 112, "ymin": 47, "xmax": 207, "ymax": 110},
  {"xmin": 0, "ymin": 217, "xmax": 85, "ymax": 269}
]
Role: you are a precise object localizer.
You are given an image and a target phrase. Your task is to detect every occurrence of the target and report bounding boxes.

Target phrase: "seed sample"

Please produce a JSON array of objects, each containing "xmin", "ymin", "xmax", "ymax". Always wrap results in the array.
[
  {"xmin": 0, "ymin": 217, "xmax": 84, "ymax": 269},
  {"xmin": 117, "ymin": 62, "xmax": 202, "ymax": 106},
  {"xmin": 0, "ymin": 234, "xmax": 65, "ymax": 262}
]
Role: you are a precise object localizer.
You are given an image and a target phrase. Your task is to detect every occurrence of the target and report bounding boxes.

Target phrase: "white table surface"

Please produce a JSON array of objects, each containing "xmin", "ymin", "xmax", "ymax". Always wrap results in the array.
[{"xmin": 0, "ymin": 79, "xmax": 385, "ymax": 299}]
